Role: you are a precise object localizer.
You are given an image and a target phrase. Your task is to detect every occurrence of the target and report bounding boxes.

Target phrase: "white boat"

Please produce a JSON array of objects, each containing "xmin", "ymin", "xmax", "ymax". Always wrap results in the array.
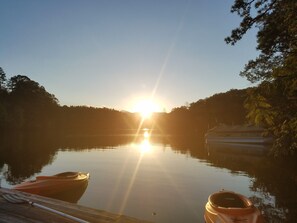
[
  {"xmin": 205, "ymin": 125, "xmax": 273, "ymax": 144},
  {"xmin": 206, "ymin": 141, "xmax": 270, "ymax": 156}
]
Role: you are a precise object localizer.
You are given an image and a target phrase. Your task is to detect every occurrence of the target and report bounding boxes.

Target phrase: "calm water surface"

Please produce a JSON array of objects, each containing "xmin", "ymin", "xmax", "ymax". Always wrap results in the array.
[{"xmin": 1, "ymin": 132, "xmax": 296, "ymax": 222}]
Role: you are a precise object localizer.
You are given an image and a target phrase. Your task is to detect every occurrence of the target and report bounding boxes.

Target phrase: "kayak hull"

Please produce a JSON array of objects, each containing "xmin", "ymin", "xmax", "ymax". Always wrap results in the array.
[
  {"xmin": 13, "ymin": 172, "xmax": 89, "ymax": 197},
  {"xmin": 204, "ymin": 191, "xmax": 264, "ymax": 223}
]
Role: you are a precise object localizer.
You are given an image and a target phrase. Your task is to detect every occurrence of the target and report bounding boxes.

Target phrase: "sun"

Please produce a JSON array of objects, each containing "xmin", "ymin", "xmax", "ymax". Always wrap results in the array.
[{"xmin": 133, "ymin": 99, "xmax": 161, "ymax": 119}]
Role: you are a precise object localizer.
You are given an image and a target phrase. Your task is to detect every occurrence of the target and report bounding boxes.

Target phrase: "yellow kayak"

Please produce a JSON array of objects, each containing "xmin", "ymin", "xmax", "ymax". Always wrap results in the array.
[
  {"xmin": 13, "ymin": 172, "xmax": 89, "ymax": 197},
  {"xmin": 204, "ymin": 191, "xmax": 264, "ymax": 223}
]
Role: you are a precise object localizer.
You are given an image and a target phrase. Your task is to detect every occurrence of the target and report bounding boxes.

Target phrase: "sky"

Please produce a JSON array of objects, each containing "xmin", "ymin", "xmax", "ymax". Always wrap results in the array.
[{"xmin": 0, "ymin": 0, "xmax": 259, "ymax": 112}]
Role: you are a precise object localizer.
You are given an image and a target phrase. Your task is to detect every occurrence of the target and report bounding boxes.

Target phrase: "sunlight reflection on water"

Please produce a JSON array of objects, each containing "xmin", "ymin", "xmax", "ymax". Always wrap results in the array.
[{"xmin": 1, "ymin": 134, "xmax": 295, "ymax": 223}]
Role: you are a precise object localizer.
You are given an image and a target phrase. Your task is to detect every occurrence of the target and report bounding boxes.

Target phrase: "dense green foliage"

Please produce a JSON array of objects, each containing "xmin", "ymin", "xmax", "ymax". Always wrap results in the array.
[{"xmin": 226, "ymin": 0, "xmax": 297, "ymax": 157}]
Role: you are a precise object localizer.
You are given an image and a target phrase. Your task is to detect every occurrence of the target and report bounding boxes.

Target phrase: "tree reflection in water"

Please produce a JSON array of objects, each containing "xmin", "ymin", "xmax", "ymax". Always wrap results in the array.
[
  {"xmin": 205, "ymin": 142, "xmax": 297, "ymax": 223},
  {"xmin": 0, "ymin": 133, "xmax": 57, "ymax": 184},
  {"xmin": 0, "ymin": 133, "xmax": 296, "ymax": 221}
]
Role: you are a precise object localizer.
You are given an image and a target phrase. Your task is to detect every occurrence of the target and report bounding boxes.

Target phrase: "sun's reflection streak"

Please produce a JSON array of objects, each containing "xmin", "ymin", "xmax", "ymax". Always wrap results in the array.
[
  {"xmin": 118, "ymin": 145, "xmax": 145, "ymax": 214},
  {"xmin": 110, "ymin": 128, "xmax": 196, "ymax": 217},
  {"xmin": 109, "ymin": 130, "xmax": 152, "ymax": 214},
  {"xmin": 139, "ymin": 139, "xmax": 151, "ymax": 154},
  {"xmin": 143, "ymin": 130, "xmax": 149, "ymax": 139},
  {"xmin": 133, "ymin": 116, "xmax": 146, "ymax": 142},
  {"xmin": 150, "ymin": 149, "xmax": 199, "ymax": 218},
  {"xmin": 106, "ymin": 151, "xmax": 131, "ymax": 211},
  {"xmin": 120, "ymin": 6, "xmax": 191, "ymax": 213},
  {"xmin": 140, "ymin": 130, "xmax": 152, "ymax": 153}
]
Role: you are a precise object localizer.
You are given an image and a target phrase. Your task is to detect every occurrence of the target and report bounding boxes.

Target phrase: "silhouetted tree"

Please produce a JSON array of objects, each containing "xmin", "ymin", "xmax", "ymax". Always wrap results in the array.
[
  {"xmin": 168, "ymin": 106, "xmax": 194, "ymax": 134},
  {"xmin": 0, "ymin": 67, "xmax": 8, "ymax": 130},
  {"xmin": 56, "ymin": 105, "xmax": 141, "ymax": 136},
  {"xmin": 189, "ymin": 89, "xmax": 247, "ymax": 132},
  {"xmin": 0, "ymin": 67, "xmax": 6, "ymax": 90},
  {"xmin": 226, "ymin": 0, "xmax": 297, "ymax": 157},
  {"xmin": 7, "ymin": 75, "xmax": 59, "ymax": 131}
]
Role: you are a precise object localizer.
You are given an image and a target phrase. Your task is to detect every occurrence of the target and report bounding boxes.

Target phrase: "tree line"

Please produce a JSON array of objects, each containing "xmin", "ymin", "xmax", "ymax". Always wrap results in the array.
[
  {"xmin": 0, "ymin": 64, "xmax": 294, "ymax": 159},
  {"xmin": 1, "ymin": 0, "xmax": 296, "ymax": 158},
  {"xmin": 0, "ymin": 69, "xmax": 142, "ymax": 134},
  {"xmin": 1, "ymin": 65, "xmax": 296, "ymax": 158},
  {"xmin": 0, "ymin": 66, "xmax": 248, "ymax": 135},
  {"xmin": 0, "ymin": 67, "xmax": 247, "ymax": 137}
]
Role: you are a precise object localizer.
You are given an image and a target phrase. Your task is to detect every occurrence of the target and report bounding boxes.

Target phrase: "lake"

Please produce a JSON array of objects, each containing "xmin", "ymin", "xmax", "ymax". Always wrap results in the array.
[{"xmin": 0, "ymin": 131, "xmax": 296, "ymax": 222}]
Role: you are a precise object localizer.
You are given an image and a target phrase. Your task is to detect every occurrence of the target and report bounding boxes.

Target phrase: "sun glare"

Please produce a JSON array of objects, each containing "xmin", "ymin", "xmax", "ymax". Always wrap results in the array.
[
  {"xmin": 144, "ymin": 131, "xmax": 149, "ymax": 138},
  {"xmin": 133, "ymin": 99, "xmax": 161, "ymax": 119},
  {"xmin": 140, "ymin": 139, "xmax": 151, "ymax": 153}
]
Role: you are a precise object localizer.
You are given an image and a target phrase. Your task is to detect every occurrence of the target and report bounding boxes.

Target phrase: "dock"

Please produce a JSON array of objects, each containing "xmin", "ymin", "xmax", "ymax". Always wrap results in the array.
[{"xmin": 0, "ymin": 187, "xmax": 151, "ymax": 223}]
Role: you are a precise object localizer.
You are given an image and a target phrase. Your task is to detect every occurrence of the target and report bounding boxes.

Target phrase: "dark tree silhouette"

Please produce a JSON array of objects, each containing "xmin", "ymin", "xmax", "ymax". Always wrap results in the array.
[
  {"xmin": 7, "ymin": 75, "xmax": 59, "ymax": 131},
  {"xmin": 0, "ymin": 67, "xmax": 6, "ymax": 90},
  {"xmin": 0, "ymin": 67, "xmax": 251, "ymax": 141},
  {"xmin": 226, "ymin": 0, "xmax": 297, "ymax": 157},
  {"xmin": 0, "ymin": 68, "xmax": 8, "ymax": 130}
]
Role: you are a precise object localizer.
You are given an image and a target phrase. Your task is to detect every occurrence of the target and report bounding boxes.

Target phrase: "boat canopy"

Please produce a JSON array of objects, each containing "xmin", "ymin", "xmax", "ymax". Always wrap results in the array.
[{"xmin": 207, "ymin": 125, "xmax": 266, "ymax": 134}]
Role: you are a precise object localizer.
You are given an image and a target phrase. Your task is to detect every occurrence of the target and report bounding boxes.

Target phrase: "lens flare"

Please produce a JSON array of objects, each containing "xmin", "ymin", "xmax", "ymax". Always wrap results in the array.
[{"xmin": 132, "ymin": 99, "xmax": 161, "ymax": 119}]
